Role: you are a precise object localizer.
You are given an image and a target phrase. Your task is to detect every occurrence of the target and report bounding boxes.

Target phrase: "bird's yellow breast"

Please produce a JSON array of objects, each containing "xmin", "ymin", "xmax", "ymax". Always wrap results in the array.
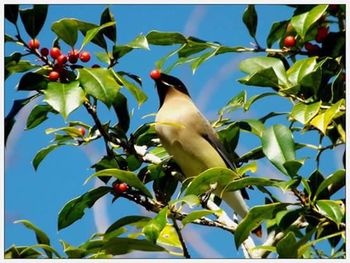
[{"xmin": 155, "ymin": 93, "xmax": 226, "ymax": 178}]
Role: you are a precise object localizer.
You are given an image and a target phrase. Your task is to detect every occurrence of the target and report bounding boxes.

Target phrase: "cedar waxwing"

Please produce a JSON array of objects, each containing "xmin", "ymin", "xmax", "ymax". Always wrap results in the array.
[{"xmin": 150, "ymin": 69, "xmax": 257, "ymax": 228}]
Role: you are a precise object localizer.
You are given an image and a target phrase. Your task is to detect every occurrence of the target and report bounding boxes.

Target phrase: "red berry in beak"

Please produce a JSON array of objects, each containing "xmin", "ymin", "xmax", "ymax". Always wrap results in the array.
[{"xmin": 150, "ymin": 69, "xmax": 161, "ymax": 80}]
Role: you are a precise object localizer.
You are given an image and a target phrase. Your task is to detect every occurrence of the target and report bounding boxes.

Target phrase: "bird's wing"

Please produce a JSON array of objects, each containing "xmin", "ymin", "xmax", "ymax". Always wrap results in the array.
[{"xmin": 197, "ymin": 112, "xmax": 250, "ymax": 200}]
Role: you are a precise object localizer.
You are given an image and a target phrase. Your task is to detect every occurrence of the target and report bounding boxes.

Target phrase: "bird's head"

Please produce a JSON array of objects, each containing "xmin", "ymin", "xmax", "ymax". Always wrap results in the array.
[{"xmin": 150, "ymin": 69, "xmax": 190, "ymax": 107}]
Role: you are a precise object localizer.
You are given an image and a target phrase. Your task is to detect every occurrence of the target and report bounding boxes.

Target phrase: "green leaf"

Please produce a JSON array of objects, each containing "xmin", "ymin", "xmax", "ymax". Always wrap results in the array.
[
  {"xmin": 5, "ymin": 5, "xmax": 19, "ymax": 24},
  {"xmin": 218, "ymin": 123, "xmax": 240, "ymax": 154},
  {"xmin": 26, "ymin": 104, "xmax": 56, "ymax": 130},
  {"xmin": 261, "ymin": 125, "xmax": 296, "ymax": 176},
  {"xmin": 17, "ymin": 72, "xmax": 48, "ymax": 91},
  {"xmin": 46, "ymin": 126, "xmax": 85, "ymax": 137},
  {"xmin": 276, "ymin": 231, "xmax": 298, "ymax": 258},
  {"xmin": 78, "ymin": 68, "xmax": 121, "ymax": 108},
  {"xmin": 112, "ymin": 45, "xmax": 132, "ymax": 61},
  {"xmin": 298, "ymin": 231, "xmax": 344, "ymax": 257},
  {"xmin": 287, "ymin": 57, "xmax": 317, "ymax": 85},
  {"xmin": 240, "ymin": 56, "xmax": 288, "ymax": 87},
  {"xmin": 291, "ymin": 5, "xmax": 328, "ymax": 39},
  {"xmin": 5, "ymin": 59, "xmax": 38, "ymax": 80},
  {"xmin": 32, "ymin": 144, "xmax": 62, "ymax": 170},
  {"xmin": 58, "ymin": 186, "xmax": 111, "ymax": 230},
  {"xmin": 146, "ymin": 30, "xmax": 187, "ymax": 45},
  {"xmin": 235, "ymin": 203, "xmax": 289, "ymax": 248},
  {"xmin": 267, "ymin": 20, "xmax": 288, "ymax": 48},
  {"xmin": 5, "ymin": 94, "xmax": 40, "ymax": 146},
  {"xmin": 80, "ymin": 21, "xmax": 115, "ymax": 51},
  {"xmin": 185, "ymin": 167, "xmax": 240, "ymax": 197},
  {"xmin": 102, "ymin": 238, "xmax": 165, "ymax": 255},
  {"xmin": 244, "ymin": 92, "xmax": 277, "ymax": 111},
  {"xmin": 239, "ymin": 67, "xmax": 280, "ymax": 88},
  {"xmin": 51, "ymin": 19, "xmax": 78, "ymax": 47},
  {"xmin": 110, "ymin": 93, "xmax": 130, "ymax": 133},
  {"xmin": 182, "ymin": 210, "xmax": 216, "ymax": 226},
  {"xmin": 85, "ymin": 168, "xmax": 152, "ymax": 198},
  {"xmin": 191, "ymin": 48, "xmax": 218, "ymax": 73},
  {"xmin": 283, "ymin": 159, "xmax": 304, "ymax": 177},
  {"xmin": 277, "ymin": 208, "xmax": 304, "ymax": 230},
  {"xmin": 216, "ymin": 45, "xmax": 246, "ymax": 55},
  {"xmin": 158, "ymin": 224, "xmax": 182, "ymax": 249},
  {"xmin": 127, "ymin": 34, "xmax": 149, "ymax": 50},
  {"xmin": 316, "ymin": 199, "xmax": 344, "ymax": 227},
  {"xmin": 143, "ymin": 207, "xmax": 168, "ymax": 243},
  {"xmin": 105, "ymin": 216, "xmax": 151, "ymax": 234},
  {"xmin": 238, "ymin": 119, "xmax": 265, "ymax": 137},
  {"xmin": 178, "ymin": 41, "xmax": 208, "ymax": 58},
  {"xmin": 19, "ymin": 5, "xmax": 48, "ymax": 39},
  {"xmin": 314, "ymin": 170, "xmax": 345, "ymax": 201},
  {"xmin": 100, "ymin": 7, "xmax": 117, "ymax": 43},
  {"xmin": 310, "ymin": 99, "xmax": 345, "ymax": 134},
  {"xmin": 113, "ymin": 72, "xmax": 147, "ymax": 106},
  {"xmin": 242, "ymin": 5, "xmax": 258, "ymax": 38},
  {"xmin": 219, "ymin": 90, "xmax": 246, "ymax": 116},
  {"xmin": 20, "ymin": 244, "xmax": 61, "ymax": 259},
  {"xmin": 5, "ymin": 245, "xmax": 42, "ymax": 259},
  {"xmin": 60, "ymin": 240, "xmax": 86, "ymax": 258},
  {"xmin": 43, "ymin": 81, "xmax": 85, "ymax": 119},
  {"xmin": 14, "ymin": 220, "xmax": 52, "ymax": 258},
  {"xmin": 224, "ymin": 177, "xmax": 285, "ymax": 192},
  {"xmin": 76, "ymin": 20, "xmax": 107, "ymax": 50},
  {"xmin": 289, "ymin": 101, "xmax": 321, "ymax": 125},
  {"xmin": 164, "ymin": 56, "xmax": 199, "ymax": 73},
  {"xmin": 95, "ymin": 51, "xmax": 111, "ymax": 64},
  {"xmin": 170, "ymin": 195, "xmax": 201, "ymax": 209}
]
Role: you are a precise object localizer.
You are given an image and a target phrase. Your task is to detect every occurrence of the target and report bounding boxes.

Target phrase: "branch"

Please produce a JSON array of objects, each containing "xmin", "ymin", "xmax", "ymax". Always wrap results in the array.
[
  {"xmin": 251, "ymin": 216, "xmax": 308, "ymax": 258},
  {"xmin": 170, "ymin": 216, "xmax": 191, "ymax": 258},
  {"xmin": 205, "ymin": 200, "xmax": 257, "ymax": 259},
  {"xmin": 83, "ymin": 100, "xmax": 115, "ymax": 158}
]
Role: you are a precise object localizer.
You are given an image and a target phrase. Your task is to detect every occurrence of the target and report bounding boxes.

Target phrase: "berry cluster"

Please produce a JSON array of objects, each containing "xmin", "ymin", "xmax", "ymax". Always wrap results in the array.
[
  {"xmin": 28, "ymin": 38, "xmax": 91, "ymax": 82},
  {"xmin": 283, "ymin": 26, "xmax": 328, "ymax": 53},
  {"xmin": 281, "ymin": 5, "xmax": 340, "ymax": 57}
]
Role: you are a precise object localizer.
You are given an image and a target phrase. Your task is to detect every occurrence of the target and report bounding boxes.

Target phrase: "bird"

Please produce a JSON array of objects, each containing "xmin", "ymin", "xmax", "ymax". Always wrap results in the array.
[{"xmin": 150, "ymin": 69, "xmax": 261, "ymax": 236}]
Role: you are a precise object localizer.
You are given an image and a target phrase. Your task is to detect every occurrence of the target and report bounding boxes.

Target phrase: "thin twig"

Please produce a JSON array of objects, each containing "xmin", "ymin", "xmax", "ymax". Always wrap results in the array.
[
  {"xmin": 83, "ymin": 100, "xmax": 115, "ymax": 158},
  {"xmin": 171, "ymin": 216, "xmax": 191, "ymax": 259}
]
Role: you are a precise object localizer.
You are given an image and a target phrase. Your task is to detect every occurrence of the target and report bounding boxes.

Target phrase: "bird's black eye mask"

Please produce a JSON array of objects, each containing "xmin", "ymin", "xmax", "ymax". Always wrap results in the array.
[{"xmin": 157, "ymin": 73, "xmax": 191, "ymax": 97}]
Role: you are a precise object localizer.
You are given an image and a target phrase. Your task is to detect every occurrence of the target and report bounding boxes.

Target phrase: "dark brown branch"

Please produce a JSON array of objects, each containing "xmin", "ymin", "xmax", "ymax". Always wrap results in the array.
[
  {"xmin": 83, "ymin": 100, "xmax": 115, "ymax": 158},
  {"xmin": 170, "ymin": 216, "xmax": 191, "ymax": 259}
]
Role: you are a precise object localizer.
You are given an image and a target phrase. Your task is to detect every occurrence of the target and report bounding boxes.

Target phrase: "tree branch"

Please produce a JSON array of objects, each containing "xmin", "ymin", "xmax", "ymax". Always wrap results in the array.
[
  {"xmin": 83, "ymin": 100, "xmax": 115, "ymax": 158},
  {"xmin": 170, "ymin": 216, "xmax": 191, "ymax": 259}
]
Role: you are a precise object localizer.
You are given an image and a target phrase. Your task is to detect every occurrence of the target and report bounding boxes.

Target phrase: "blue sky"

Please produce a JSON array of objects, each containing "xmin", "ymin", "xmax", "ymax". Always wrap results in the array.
[{"xmin": 4, "ymin": 4, "xmax": 344, "ymax": 258}]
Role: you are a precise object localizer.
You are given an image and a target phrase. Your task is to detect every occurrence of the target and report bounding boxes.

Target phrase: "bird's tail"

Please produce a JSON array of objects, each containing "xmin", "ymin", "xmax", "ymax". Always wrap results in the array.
[{"xmin": 221, "ymin": 191, "xmax": 262, "ymax": 237}]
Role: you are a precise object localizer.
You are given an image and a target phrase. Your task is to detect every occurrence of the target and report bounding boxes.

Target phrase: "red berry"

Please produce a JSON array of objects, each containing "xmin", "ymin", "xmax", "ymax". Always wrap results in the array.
[
  {"xmin": 68, "ymin": 49, "xmax": 79, "ymax": 64},
  {"xmin": 113, "ymin": 183, "xmax": 129, "ymax": 193},
  {"xmin": 316, "ymin": 27, "xmax": 329, "ymax": 43},
  {"xmin": 48, "ymin": 71, "xmax": 60, "ymax": 81},
  {"xmin": 304, "ymin": 42, "xmax": 313, "ymax": 51},
  {"xmin": 50, "ymin": 47, "xmax": 61, "ymax": 59},
  {"xmin": 284, "ymin": 35, "xmax": 296, "ymax": 48},
  {"xmin": 57, "ymin": 54, "xmax": 68, "ymax": 65},
  {"xmin": 79, "ymin": 51, "xmax": 91, "ymax": 62},
  {"xmin": 306, "ymin": 43, "xmax": 320, "ymax": 56},
  {"xmin": 328, "ymin": 5, "xmax": 339, "ymax": 13},
  {"xmin": 78, "ymin": 127, "xmax": 86, "ymax": 136},
  {"xmin": 28, "ymin": 39, "xmax": 40, "ymax": 49},
  {"xmin": 40, "ymin": 47, "xmax": 49, "ymax": 56},
  {"xmin": 92, "ymin": 64, "xmax": 100, "ymax": 68},
  {"xmin": 150, "ymin": 69, "xmax": 161, "ymax": 80}
]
